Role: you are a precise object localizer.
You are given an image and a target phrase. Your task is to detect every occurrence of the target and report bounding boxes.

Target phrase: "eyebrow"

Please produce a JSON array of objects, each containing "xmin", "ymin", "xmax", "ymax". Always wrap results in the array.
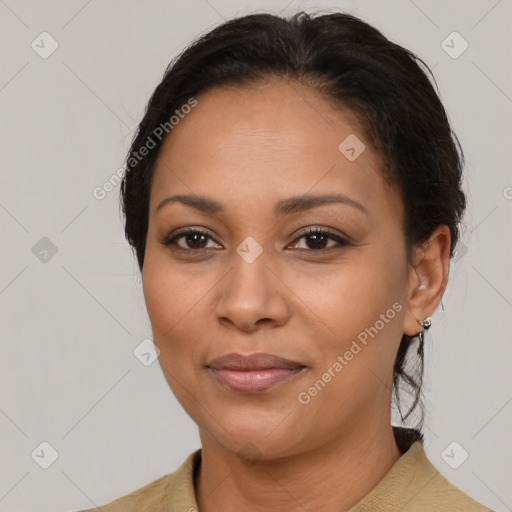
[{"xmin": 156, "ymin": 193, "xmax": 368, "ymax": 216}]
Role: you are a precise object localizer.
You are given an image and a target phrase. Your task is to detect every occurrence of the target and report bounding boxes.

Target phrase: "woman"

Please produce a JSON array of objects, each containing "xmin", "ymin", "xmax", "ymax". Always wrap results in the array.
[{"xmin": 80, "ymin": 11, "xmax": 493, "ymax": 511}]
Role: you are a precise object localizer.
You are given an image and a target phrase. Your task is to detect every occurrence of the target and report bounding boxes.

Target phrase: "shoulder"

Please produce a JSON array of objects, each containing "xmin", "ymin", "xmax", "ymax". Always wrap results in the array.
[
  {"xmin": 350, "ymin": 440, "xmax": 494, "ymax": 512},
  {"xmin": 406, "ymin": 442, "xmax": 493, "ymax": 511},
  {"xmin": 411, "ymin": 469, "xmax": 494, "ymax": 511},
  {"xmin": 73, "ymin": 448, "xmax": 201, "ymax": 512},
  {"xmin": 74, "ymin": 473, "xmax": 172, "ymax": 512}
]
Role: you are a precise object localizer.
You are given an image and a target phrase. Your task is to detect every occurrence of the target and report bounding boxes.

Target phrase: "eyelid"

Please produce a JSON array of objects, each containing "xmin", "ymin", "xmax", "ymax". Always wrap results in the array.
[
  {"xmin": 160, "ymin": 225, "xmax": 352, "ymax": 252},
  {"xmin": 159, "ymin": 226, "xmax": 216, "ymax": 247},
  {"xmin": 292, "ymin": 226, "xmax": 352, "ymax": 244}
]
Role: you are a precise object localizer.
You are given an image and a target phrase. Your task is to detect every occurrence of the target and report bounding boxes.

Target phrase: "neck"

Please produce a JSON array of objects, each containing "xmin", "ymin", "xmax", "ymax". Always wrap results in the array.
[{"xmin": 195, "ymin": 422, "xmax": 402, "ymax": 512}]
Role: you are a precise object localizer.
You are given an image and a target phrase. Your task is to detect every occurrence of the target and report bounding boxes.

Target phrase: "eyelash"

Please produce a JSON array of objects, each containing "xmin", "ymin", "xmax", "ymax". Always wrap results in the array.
[{"xmin": 159, "ymin": 226, "xmax": 351, "ymax": 254}]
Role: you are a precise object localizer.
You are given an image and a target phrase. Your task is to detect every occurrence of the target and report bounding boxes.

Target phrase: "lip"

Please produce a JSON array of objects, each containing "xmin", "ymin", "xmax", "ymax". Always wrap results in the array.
[
  {"xmin": 207, "ymin": 352, "xmax": 305, "ymax": 371},
  {"xmin": 206, "ymin": 353, "xmax": 307, "ymax": 393}
]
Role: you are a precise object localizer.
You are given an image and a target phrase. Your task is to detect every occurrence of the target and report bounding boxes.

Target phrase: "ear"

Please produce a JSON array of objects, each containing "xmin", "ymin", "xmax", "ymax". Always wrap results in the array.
[{"xmin": 403, "ymin": 225, "xmax": 451, "ymax": 337}]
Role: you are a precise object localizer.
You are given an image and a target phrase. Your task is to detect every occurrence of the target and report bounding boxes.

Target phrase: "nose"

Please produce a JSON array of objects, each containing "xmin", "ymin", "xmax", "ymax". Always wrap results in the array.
[{"xmin": 214, "ymin": 251, "xmax": 291, "ymax": 333}]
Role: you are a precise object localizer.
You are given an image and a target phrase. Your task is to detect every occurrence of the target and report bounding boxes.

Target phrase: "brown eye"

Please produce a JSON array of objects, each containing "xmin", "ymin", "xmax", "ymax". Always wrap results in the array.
[
  {"xmin": 160, "ymin": 229, "xmax": 220, "ymax": 251},
  {"xmin": 290, "ymin": 227, "xmax": 351, "ymax": 252},
  {"xmin": 179, "ymin": 232, "xmax": 208, "ymax": 249}
]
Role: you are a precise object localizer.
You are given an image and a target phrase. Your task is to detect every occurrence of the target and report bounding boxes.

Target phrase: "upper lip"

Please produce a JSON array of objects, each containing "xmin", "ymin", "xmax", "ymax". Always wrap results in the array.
[{"xmin": 207, "ymin": 353, "xmax": 306, "ymax": 371}]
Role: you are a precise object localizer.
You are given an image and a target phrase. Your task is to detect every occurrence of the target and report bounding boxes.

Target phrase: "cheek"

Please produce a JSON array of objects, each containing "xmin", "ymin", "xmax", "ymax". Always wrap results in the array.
[
  {"xmin": 141, "ymin": 248, "xmax": 220, "ymax": 376},
  {"xmin": 303, "ymin": 258, "xmax": 402, "ymax": 333},
  {"xmin": 142, "ymin": 247, "xmax": 199, "ymax": 333},
  {"xmin": 142, "ymin": 254, "xmax": 192, "ymax": 359},
  {"xmin": 296, "ymin": 248, "xmax": 407, "ymax": 389},
  {"xmin": 142, "ymin": 257, "xmax": 207, "ymax": 409}
]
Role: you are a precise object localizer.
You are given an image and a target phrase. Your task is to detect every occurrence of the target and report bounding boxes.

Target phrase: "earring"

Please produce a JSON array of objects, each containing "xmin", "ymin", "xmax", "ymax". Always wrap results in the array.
[
  {"xmin": 417, "ymin": 317, "xmax": 431, "ymax": 356},
  {"xmin": 419, "ymin": 317, "xmax": 431, "ymax": 330}
]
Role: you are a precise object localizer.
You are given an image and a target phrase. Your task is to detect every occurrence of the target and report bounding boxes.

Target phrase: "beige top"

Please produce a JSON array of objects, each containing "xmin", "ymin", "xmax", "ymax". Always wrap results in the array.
[{"xmin": 78, "ymin": 431, "xmax": 493, "ymax": 511}]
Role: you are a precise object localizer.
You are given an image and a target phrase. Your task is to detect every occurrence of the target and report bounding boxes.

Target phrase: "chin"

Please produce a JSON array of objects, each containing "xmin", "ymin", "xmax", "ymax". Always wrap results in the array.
[{"xmin": 205, "ymin": 413, "xmax": 303, "ymax": 459}]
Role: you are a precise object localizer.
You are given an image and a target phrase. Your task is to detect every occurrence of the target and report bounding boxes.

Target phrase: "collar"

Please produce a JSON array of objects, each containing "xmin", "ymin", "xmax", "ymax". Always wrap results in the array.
[{"xmin": 164, "ymin": 427, "xmax": 431, "ymax": 511}]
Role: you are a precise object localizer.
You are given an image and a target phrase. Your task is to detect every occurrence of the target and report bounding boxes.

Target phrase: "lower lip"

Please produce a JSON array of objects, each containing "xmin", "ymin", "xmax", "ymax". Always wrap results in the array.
[{"xmin": 208, "ymin": 367, "xmax": 305, "ymax": 393}]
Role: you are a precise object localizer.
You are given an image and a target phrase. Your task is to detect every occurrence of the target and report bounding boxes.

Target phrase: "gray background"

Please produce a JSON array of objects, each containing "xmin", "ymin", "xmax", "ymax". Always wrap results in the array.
[{"xmin": 0, "ymin": 0, "xmax": 511, "ymax": 511}]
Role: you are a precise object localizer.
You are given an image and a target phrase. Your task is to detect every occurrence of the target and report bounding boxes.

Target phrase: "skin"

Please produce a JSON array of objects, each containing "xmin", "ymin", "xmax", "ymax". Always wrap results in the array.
[{"xmin": 142, "ymin": 78, "xmax": 451, "ymax": 512}]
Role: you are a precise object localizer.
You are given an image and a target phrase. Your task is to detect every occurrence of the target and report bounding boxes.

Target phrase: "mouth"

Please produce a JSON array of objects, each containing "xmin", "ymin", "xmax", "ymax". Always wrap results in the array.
[{"xmin": 206, "ymin": 353, "xmax": 307, "ymax": 393}]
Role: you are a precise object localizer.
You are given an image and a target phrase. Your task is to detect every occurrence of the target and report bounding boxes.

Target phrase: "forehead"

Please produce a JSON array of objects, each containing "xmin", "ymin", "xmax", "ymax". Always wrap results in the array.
[
  {"xmin": 156, "ymin": 79, "xmax": 367, "ymax": 160},
  {"xmin": 149, "ymin": 79, "xmax": 401, "ymax": 222}
]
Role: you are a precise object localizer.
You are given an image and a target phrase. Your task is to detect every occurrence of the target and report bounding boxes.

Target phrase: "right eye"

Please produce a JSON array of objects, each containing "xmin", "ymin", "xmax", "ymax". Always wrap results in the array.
[{"xmin": 160, "ymin": 228, "xmax": 222, "ymax": 251}]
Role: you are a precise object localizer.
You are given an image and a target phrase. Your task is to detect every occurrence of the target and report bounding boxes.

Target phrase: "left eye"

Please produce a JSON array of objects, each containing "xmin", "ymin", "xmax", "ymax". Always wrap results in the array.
[{"xmin": 290, "ymin": 227, "xmax": 350, "ymax": 251}]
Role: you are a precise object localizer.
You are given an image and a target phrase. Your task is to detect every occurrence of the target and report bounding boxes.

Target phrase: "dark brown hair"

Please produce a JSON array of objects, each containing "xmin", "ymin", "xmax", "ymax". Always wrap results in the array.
[{"xmin": 120, "ymin": 11, "xmax": 466, "ymax": 438}]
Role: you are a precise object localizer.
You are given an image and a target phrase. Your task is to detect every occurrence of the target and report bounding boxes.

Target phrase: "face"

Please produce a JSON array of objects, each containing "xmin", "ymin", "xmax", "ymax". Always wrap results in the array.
[{"xmin": 142, "ymin": 79, "xmax": 416, "ymax": 460}]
